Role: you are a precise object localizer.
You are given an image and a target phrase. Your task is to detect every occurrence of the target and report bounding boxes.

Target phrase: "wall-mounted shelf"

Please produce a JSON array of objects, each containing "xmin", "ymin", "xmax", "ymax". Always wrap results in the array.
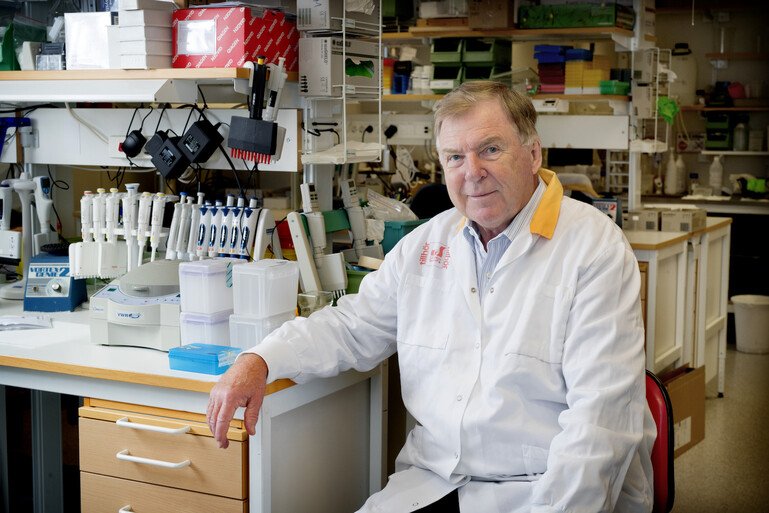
[
  {"xmin": 533, "ymin": 94, "xmax": 628, "ymax": 101},
  {"xmin": 701, "ymin": 150, "xmax": 769, "ymax": 156},
  {"xmin": 680, "ymin": 105, "xmax": 769, "ymax": 112},
  {"xmin": 383, "ymin": 26, "xmax": 634, "ymax": 44},
  {"xmin": 705, "ymin": 52, "xmax": 769, "ymax": 61},
  {"xmin": 382, "ymin": 94, "xmax": 444, "ymax": 102},
  {"xmin": 0, "ymin": 68, "xmax": 299, "ymax": 103}
]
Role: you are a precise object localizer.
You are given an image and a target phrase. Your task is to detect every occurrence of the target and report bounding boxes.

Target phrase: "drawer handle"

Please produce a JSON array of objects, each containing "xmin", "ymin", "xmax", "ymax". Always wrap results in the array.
[
  {"xmin": 116, "ymin": 417, "xmax": 191, "ymax": 435},
  {"xmin": 119, "ymin": 507, "xmax": 133, "ymax": 513},
  {"xmin": 116, "ymin": 449, "xmax": 191, "ymax": 469}
]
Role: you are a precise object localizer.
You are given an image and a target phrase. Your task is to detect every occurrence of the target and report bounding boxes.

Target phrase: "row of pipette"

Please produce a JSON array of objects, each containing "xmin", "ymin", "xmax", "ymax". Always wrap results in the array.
[{"xmin": 166, "ymin": 193, "xmax": 269, "ymax": 262}]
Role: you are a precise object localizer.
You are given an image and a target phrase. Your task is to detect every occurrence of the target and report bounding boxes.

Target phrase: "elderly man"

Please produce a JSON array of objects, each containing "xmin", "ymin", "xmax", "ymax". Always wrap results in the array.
[{"xmin": 207, "ymin": 81, "xmax": 655, "ymax": 513}]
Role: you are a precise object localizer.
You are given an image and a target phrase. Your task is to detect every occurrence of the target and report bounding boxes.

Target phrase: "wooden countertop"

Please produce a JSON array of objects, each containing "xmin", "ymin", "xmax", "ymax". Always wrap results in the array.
[
  {"xmin": 0, "ymin": 304, "xmax": 292, "ymax": 395},
  {"xmin": 624, "ymin": 216, "xmax": 732, "ymax": 251}
]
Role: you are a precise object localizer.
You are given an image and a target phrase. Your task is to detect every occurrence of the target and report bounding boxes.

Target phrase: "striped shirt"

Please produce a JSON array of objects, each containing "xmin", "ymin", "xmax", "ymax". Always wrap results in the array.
[{"xmin": 463, "ymin": 178, "xmax": 546, "ymax": 300}]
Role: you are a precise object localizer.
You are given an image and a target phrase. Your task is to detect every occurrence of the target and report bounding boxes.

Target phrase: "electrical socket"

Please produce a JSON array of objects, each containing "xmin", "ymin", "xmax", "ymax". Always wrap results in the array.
[
  {"xmin": 108, "ymin": 134, "xmax": 151, "ymax": 162},
  {"xmin": 345, "ymin": 114, "xmax": 434, "ymax": 144}
]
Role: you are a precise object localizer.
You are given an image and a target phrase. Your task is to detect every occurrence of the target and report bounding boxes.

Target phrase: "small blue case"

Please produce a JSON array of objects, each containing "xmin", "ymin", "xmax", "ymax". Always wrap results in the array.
[{"xmin": 168, "ymin": 343, "xmax": 241, "ymax": 375}]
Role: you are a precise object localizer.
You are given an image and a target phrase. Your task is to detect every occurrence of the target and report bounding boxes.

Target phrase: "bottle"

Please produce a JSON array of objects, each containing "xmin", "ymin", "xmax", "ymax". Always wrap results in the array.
[
  {"xmin": 689, "ymin": 172, "xmax": 700, "ymax": 195},
  {"xmin": 708, "ymin": 156, "xmax": 723, "ymax": 194},
  {"xmin": 675, "ymin": 154, "xmax": 687, "ymax": 194},
  {"xmin": 733, "ymin": 123, "xmax": 748, "ymax": 151},
  {"xmin": 664, "ymin": 152, "xmax": 677, "ymax": 195}
]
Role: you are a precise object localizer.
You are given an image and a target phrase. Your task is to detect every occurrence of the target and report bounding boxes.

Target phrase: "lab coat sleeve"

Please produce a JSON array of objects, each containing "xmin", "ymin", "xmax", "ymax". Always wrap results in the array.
[
  {"xmin": 245, "ymin": 253, "xmax": 401, "ymax": 384},
  {"xmin": 530, "ymin": 236, "xmax": 649, "ymax": 513}
]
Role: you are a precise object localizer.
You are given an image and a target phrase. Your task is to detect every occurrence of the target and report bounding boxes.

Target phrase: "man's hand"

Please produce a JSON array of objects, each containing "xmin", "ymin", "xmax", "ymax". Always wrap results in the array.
[{"xmin": 207, "ymin": 353, "xmax": 269, "ymax": 449}]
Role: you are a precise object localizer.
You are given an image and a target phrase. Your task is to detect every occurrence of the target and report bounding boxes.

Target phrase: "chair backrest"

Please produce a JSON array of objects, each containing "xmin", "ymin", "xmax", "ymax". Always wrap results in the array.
[{"xmin": 645, "ymin": 369, "xmax": 675, "ymax": 513}]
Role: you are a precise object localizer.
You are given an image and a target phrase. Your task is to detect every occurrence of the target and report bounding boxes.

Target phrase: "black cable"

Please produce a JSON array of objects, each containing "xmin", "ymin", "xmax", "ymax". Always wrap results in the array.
[
  {"xmin": 153, "ymin": 104, "xmax": 170, "ymax": 134},
  {"xmin": 46, "ymin": 165, "xmax": 67, "ymax": 236},
  {"xmin": 198, "ymin": 85, "xmax": 209, "ymax": 110},
  {"xmin": 217, "ymin": 143, "xmax": 245, "ymax": 199}
]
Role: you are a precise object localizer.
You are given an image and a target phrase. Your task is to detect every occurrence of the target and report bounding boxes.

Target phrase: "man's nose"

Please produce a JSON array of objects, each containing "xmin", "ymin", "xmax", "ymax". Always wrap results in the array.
[{"xmin": 464, "ymin": 153, "xmax": 486, "ymax": 181}]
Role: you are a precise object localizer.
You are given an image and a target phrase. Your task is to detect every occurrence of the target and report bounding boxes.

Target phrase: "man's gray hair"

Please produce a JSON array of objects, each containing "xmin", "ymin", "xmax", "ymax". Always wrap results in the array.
[{"xmin": 433, "ymin": 81, "xmax": 539, "ymax": 146}]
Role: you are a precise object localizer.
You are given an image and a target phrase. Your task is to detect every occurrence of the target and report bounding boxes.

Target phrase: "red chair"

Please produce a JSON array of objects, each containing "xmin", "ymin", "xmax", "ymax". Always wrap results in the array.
[{"xmin": 646, "ymin": 369, "xmax": 675, "ymax": 513}]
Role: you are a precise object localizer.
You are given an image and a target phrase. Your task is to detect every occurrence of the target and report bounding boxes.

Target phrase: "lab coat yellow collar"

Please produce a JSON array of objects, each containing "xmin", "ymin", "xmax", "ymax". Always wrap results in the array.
[
  {"xmin": 530, "ymin": 168, "xmax": 562, "ymax": 240},
  {"xmin": 454, "ymin": 168, "xmax": 563, "ymax": 239}
]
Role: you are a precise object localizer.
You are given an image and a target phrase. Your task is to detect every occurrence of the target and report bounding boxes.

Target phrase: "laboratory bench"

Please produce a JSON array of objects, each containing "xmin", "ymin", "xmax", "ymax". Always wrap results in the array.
[
  {"xmin": 0, "ymin": 302, "xmax": 385, "ymax": 513},
  {"xmin": 624, "ymin": 217, "xmax": 732, "ymax": 394}
]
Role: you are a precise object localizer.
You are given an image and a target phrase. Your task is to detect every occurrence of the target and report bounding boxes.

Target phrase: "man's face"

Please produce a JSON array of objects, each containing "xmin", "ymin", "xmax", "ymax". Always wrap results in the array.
[{"xmin": 436, "ymin": 99, "xmax": 542, "ymax": 242}]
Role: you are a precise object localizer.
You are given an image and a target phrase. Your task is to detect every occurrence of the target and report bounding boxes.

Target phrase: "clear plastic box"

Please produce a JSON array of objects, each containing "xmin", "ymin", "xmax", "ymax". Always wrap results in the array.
[
  {"xmin": 233, "ymin": 259, "xmax": 299, "ymax": 318},
  {"xmin": 229, "ymin": 311, "xmax": 296, "ymax": 350},
  {"xmin": 179, "ymin": 310, "xmax": 231, "ymax": 346},
  {"xmin": 178, "ymin": 258, "xmax": 246, "ymax": 314}
]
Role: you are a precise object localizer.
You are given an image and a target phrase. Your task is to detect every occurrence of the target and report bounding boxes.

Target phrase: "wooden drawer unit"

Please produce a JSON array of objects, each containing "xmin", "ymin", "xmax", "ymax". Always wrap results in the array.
[
  {"xmin": 80, "ymin": 400, "xmax": 248, "ymax": 510},
  {"xmin": 82, "ymin": 472, "xmax": 246, "ymax": 513}
]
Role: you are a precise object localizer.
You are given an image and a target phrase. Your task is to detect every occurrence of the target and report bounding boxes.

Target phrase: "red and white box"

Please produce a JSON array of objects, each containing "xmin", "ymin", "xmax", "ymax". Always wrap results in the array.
[{"xmin": 172, "ymin": 7, "xmax": 298, "ymax": 70}]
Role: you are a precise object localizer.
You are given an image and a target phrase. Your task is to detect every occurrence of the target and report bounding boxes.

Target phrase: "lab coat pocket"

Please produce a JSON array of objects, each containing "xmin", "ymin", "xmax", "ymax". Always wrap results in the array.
[
  {"xmin": 397, "ymin": 273, "xmax": 452, "ymax": 350},
  {"xmin": 522, "ymin": 444, "xmax": 549, "ymax": 476},
  {"xmin": 505, "ymin": 283, "xmax": 573, "ymax": 363}
]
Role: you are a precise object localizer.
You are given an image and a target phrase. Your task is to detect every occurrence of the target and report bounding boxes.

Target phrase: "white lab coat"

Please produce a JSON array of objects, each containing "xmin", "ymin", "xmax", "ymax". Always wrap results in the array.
[{"xmin": 252, "ymin": 170, "xmax": 656, "ymax": 513}]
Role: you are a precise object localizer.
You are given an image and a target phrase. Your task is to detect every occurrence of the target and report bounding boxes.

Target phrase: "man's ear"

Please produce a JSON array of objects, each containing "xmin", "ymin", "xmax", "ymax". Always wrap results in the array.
[{"xmin": 529, "ymin": 139, "xmax": 543, "ymax": 174}]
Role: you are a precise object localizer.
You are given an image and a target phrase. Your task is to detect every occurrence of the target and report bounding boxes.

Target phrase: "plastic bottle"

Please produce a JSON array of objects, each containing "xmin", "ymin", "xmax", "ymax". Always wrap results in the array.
[
  {"xmin": 675, "ymin": 154, "xmax": 687, "ymax": 194},
  {"xmin": 689, "ymin": 172, "xmax": 700, "ymax": 195},
  {"xmin": 733, "ymin": 123, "xmax": 748, "ymax": 151},
  {"xmin": 664, "ymin": 152, "xmax": 678, "ymax": 195},
  {"xmin": 708, "ymin": 155, "xmax": 723, "ymax": 194}
]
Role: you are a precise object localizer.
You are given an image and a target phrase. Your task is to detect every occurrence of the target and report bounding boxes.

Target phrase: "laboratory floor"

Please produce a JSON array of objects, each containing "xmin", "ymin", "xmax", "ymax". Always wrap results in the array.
[{"xmin": 671, "ymin": 345, "xmax": 769, "ymax": 512}]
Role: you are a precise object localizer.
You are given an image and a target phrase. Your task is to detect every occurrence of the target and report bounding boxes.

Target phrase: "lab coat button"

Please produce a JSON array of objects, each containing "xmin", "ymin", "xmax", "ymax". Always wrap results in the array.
[
  {"xmin": 474, "ymin": 342, "xmax": 480, "ymax": 349},
  {"xmin": 456, "ymin": 394, "xmax": 463, "ymax": 401},
  {"xmin": 412, "ymin": 503, "xmax": 419, "ymax": 507},
  {"xmin": 454, "ymin": 452, "xmax": 459, "ymax": 459},
  {"xmin": 489, "ymin": 287, "xmax": 494, "ymax": 293},
  {"xmin": 470, "ymin": 287, "xmax": 477, "ymax": 293}
]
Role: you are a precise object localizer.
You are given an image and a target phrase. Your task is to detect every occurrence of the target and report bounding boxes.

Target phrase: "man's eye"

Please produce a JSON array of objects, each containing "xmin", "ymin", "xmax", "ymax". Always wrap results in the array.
[
  {"xmin": 447, "ymin": 154, "xmax": 461, "ymax": 162},
  {"xmin": 483, "ymin": 146, "xmax": 499, "ymax": 155}
]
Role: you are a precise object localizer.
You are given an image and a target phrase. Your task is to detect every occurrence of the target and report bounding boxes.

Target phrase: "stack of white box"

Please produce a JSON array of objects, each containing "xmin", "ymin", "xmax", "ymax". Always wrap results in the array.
[
  {"xmin": 230, "ymin": 260, "xmax": 299, "ymax": 351},
  {"xmin": 119, "ymin": 0, "xmax": 175, "ymax": 69}
]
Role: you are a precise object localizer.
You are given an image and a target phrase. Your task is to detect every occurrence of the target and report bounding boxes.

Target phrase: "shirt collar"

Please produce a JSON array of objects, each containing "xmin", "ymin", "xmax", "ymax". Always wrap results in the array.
[{"xmin": 456, "ymin": 168, "xmax": 563, "ymax": 240}]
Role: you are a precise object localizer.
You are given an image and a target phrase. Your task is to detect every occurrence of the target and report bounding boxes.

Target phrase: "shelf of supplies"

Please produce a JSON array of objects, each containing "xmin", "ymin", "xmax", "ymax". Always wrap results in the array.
[
  {"xmin": 704, "ymin": 52, "xmax": 769, "ymax": 61},
  {"xmin": 382, "ymin": 94, "xmax": 444, "ymax": 102},
  {"xmin": 0, "ymin": 68, "xmax": 298, "ymax": 103},
  {"xmin": 680, "ymin": 105, "xmax": 769, "ymax": 112},
  {"xmin": 533, "ymin": 94, "xmax": 628, "ymax": 101},
  {"xmin": 396, "ymin": 26, "xmax": 634, "ymax": 41},
  {"xmin": 701, "ymin": 150, "xmax": 769, "ymax": 156}
]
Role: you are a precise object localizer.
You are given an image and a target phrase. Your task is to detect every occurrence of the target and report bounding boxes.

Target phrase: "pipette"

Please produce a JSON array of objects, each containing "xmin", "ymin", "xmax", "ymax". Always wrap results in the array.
[
  {"xmin": 196, "ymin": 201, "xmax": 213, "ymax": 259},
  {"xmin": 217, "ymin": 194, "xmax": 236, "ymax": 257},
  {"xmin": 122, "ymin": 183, "xmax": 139, "ymax": 271},
  {"xmin": 92, "ymin": 188, "xmax": 107, "ymax": 243},
  {"xmin": 228, "ymin": 196, "xmax": 246, "ymax": 256},
  {"xmin": 238, "ymin": 197, "xmax": 260, "ymax": 259},
  {"xmin": 80, "ymin": 191, "xmax": 94, "ymax": 242},
  {"xmin": 136, "ymin": 191, "xmax": 153, "ymax": 266},
  {"xmin": 149, "ymin": 192, "xmax": 167, "ymax": 262},
  {"xmin": 165, "ymin": 197, "xmax": 182, "ymax": 260},
  {"xmin": 175, "ymin": 192, "xmax": 191, "ymax": 261},
  {"xmin": 207, "ymin": 200, "xmax": 223, "ymax": 258},
  {"xmin": 186, "ymin": 192, "xmax": 205, "ymax": 260},
  {"xmin": 105, "ymin": 188, "xmax": 121, "ymax": 244}
]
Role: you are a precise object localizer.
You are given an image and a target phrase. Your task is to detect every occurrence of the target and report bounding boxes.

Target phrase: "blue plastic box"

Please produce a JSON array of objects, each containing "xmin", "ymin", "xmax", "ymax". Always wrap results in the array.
[
  {"xmin": 168, "ymin": 343, "xmax": 241, "ymax": 375},
  {"xmin": 382, "ymin": 219, "xmax": 428, "ymax": 254}
]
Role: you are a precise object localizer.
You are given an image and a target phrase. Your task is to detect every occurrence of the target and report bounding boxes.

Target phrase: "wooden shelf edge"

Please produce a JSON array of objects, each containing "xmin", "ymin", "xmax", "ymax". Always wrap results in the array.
[
  {"xmin": 0, "ymin": 68, "xmax": 298, "ymax": 82},
  {"xmin": 533, "ymin": 94, "xmax": 628, "ymax": 101},
  {"xmin": 402, "ymin": 26, "xmax": 634, "ymax": 40},
  {"xmin": 680, "ymin": 105, "xmax": 769, "ymax": 112}
]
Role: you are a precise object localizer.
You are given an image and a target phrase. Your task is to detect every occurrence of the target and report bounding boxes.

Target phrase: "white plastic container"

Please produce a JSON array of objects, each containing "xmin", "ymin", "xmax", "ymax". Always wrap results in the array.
[
  {"xmin": 708, "ymin": 155, "xmax": 723, "ymax": 193},
  {"xmin": 179, "ymin": 258, "xmax": 246, "ymax": 314},
  {"xmin": 229, "ymin": 311, "xmax": 296, "ymax": 350},
  {"xmin": 233, "ymin": 259, "xmax": 299, "ymax": 318},
  {"xmin": 180, "ymin": 310, "xmax": 231, "ymax": 346},
  {"xmin": 731, "ymin": 295, "xmax": 769, "ymax": 354}
]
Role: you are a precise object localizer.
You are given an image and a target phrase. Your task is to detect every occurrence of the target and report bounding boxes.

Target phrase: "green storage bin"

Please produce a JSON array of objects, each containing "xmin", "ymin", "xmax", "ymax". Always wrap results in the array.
[
  {"xmin": 430, "ymin": 38, "xmax": 464, "ymax": 66},
  {"xmin": 346, "ymin": 269, "xmax": 370, "ymax": 294},
  {"xmin": 382, "ymin": 219, "xmax": 428, "ymax": 254},
  {"xmin": 599, "ymin": 80, "xmax": 630, "ymax": 95},
  {"xmin": 463, "ymin": 65, "xmax": 501, "ymax": 82},
  {"xmin": 429, "ymin": 65, "xmax": 462, "ymax": 93},
  {"xmin": 519, "ymin": 3, "xmax": 635, "ymax": 30},
  {"xmin": 463, "ymin": 38, "xmax": 512, "ymax": 68}
]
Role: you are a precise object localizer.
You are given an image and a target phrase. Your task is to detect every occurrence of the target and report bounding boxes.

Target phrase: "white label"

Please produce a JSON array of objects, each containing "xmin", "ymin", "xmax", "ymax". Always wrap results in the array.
[{"xmin": 673, "ymin": 416, "xmax": 692, "ymax": 450}]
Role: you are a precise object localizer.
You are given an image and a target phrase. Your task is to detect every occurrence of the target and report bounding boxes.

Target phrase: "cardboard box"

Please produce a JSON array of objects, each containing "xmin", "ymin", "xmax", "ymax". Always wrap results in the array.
[
  {"xmin": 468, "ymin": 0, "xmax": 514, "ymax": 29},
  {"xmin": 65, "ymin": 12, "xmax": 114, "ymax": 69},
  {"xmin": 298, "ymin": 37, "xmax": 379, "ymax": 97},
  {"xmin": 660, "ymin": 208, "xmax": 706, "ymax": 233},
  {"xmin": 119, "ymin": 8, "xmax": 173, "ymax": 27},
  {"xmin": 121, "ymin": 53, "xmax": 172, "ymax": 69},
  {"xmin": 120, "ymin": 39, "xmax": 173, "ymax": 55},
  {"xmin": 172, "ymin": 7, "xmax": 298, "ymax": 70},
  {"xmin": 663, "ymin": 366, "xmax": 705, "ymax": 458},
  {"xmin": 297, "ymin": 0, "xmax": 380, "ymax": 32},
  {"xmin": 119, "ymin": 25, "xmax": 172, "ymax": 41},
  {"xmin": 626, "ymin": 209, "xmax": 661, "ymax": 231}
]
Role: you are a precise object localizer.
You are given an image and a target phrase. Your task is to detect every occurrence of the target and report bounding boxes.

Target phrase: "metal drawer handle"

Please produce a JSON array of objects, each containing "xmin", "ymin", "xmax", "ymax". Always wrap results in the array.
[
  {"xmin": 119, "ymin": 507, "xmax": 133, "ymax": 513},
  {"xmin": 116, "ymin": 417, "xmax": 191, "ymax": 435},
  {"xmin": 116, "ymin": 449, "xmax": 191, "ymax": 469}
]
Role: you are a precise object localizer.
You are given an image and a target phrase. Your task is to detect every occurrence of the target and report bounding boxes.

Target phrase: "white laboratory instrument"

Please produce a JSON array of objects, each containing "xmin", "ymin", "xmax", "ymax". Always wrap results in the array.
[{"xmin": 90, "ymin": 259, "xmax": 181, "ymax": 351}]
